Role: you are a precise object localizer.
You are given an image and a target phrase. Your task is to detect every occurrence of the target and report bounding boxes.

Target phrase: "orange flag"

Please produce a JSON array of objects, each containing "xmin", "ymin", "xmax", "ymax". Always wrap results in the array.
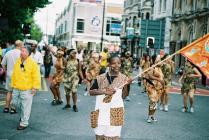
[{"xmin": 180, "ymin": 33, "xmax": 209, "ymax": 78}]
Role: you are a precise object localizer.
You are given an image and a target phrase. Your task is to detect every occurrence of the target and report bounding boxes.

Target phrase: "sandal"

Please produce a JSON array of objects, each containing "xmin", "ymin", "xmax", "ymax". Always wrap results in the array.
[
  {"xmin": 62, "ymin": 104, "xmax": 71, "ymax": 110},
  {"xmin": 73, "ymin": 105, "xmax": 78, "ymax": 112},
  {"xmin": 10, "ymin": 108, "xmax": 17, "ymax": 114},
  {"xmin": 56, "ymin": 100, "xmax": 63, "ymax": 105},
  {"xmin": 51, "ymin": 99, "xmax": 57, "ymax": 105},
  {"xmin": 3, "ymin": 108, "xmax": 9, "ymax": 113}
]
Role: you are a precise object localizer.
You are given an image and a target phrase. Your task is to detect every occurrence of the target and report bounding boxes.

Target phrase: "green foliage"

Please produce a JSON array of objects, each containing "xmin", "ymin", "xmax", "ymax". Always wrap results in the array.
[
  {"xmin": 30, "ymin": 23, "xmax": 43, "ymax": 42},
  {"xmin": 0, "ymin": 0, "xmax": 51, "ymax": 43}
]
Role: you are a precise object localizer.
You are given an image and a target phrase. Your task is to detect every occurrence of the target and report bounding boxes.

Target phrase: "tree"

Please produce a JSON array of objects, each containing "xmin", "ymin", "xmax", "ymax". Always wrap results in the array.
[
  {"xmin": 30, "ymin": 23, "xmax": 43, "ymax": 42},
  {"xmin": 0, "ymin": 0, "xmax": 51, "ymax": 43}
]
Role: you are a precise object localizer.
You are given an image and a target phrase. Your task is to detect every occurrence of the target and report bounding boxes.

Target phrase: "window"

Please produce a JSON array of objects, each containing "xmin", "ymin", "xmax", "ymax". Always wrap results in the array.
[
  {"xmin": 163, "ymin": 0, "xmax": 166, "ymax": 11},
  {"xmin": 56, "ymin": 28, "xmax": 59, "ymax": 35},
  {"xmin": 127, "ymin": 0, "xmax": 130, "ymax": 6},
  {"xmin": 175, "ymin": 0, "xmax": 181, "ymax": 9},
  {"xmin": 203, "ymin": 0, "xmax": 207, "ymax": 8},
  {"xmin": 60, "ymin": 24, "xmax": 63, "ymax": 34},
  {"xmin": 58, "ymin": 26, "xmax": 60, "ymax": 34},
  {"xmin": 208, "ymin": 0, "xmax": 209, "ymax": 8},
  {"xmin": 188, "ymin": 29, "xmax": 193, "ymax": 43},
  {"xmin": 146, "ymin": 13, "xmax": 150, "ymax": 20},
  {"xmin": 106, "ymin": 18, "xmax": 121, "ymax": 36},
  {"xmin": 188, "ymin": 0, "xmax": 193, "ymax": 5},
  {"xmin": 133, "ymin": 16, "xmax": 137, "ymax": 27},
  {"xmin": 106, "ymin": 20, "xmax": 111, "ymax": 34},
  {"xmin": 64, "ymin": 20, "xmax": 67, "ymax": 32},
  {"xmin": 125, "ymin": 18, "xmax": 128, "ymax": 30},
  {"xmin": 76, "ymin": 19, "xmax": 84, "ymax": 33},
  {"xmin": 147, "ymin": 37, "xmax": 154, "ymax": 48},
  {"xmin": 159, "ymin": 0, "xmax": 162, "ymax": 12},
  {"xmin": 130, "ymin": 0, "xmax": 133, "ymax": 5},
  {"xmin": 141, "ymin": 13, "xmax": 144, "ymax": 19},
  {"xmin": 201, "ymin": 23, "xmax": 207, "ymax": 36}
]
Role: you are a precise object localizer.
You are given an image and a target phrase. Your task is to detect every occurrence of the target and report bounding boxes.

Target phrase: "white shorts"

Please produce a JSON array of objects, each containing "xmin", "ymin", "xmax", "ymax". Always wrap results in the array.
[{"xmin": 94, "ymin": 125, "xmax": 122, "ymax": 137}]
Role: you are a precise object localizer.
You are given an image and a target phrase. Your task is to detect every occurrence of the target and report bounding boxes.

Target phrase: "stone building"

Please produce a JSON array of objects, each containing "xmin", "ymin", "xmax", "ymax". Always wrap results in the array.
[
  {"xmin": 121, "ymin": 0, "xmax": 153, "ymax": 57},
  {"xmin": 153, "ymin": 0, "xmax": 173, "ymax": 53},
  {"xmin": 170, "ymin": 0, "xmax": 209, "ymax": 68}
]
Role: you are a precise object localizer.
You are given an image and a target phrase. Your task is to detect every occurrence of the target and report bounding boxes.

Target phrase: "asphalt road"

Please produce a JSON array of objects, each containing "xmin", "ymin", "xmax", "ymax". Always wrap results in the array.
[{"xmin": 0, "ymin": 81, "xmax": 209, "ymax": 140}]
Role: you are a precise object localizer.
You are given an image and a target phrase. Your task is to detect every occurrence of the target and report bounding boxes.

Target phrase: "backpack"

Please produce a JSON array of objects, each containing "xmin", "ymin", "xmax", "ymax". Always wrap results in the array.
[{"xmin": 44, "ymin": 53, "xmax": 53, "ymax": 65}]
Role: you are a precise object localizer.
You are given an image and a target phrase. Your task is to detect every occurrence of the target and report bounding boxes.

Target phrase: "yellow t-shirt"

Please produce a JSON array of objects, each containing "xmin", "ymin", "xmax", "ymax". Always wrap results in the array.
[{"xmin": 100, "ymin": 52, "xmax": 108, "ymax": 67}]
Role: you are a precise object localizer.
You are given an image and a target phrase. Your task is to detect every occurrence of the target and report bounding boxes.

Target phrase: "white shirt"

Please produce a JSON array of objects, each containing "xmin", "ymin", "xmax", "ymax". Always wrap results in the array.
[
  {"xmin": 1, "ymin": 49, "xmax": 21, "ymax": 77},
  {"xmin": 76, "ymin": 51, "xmax": 83, "ymax": 62},
  {"xmin": 30, "ymin": 51, "xmax": 43, "ymax": 65}
]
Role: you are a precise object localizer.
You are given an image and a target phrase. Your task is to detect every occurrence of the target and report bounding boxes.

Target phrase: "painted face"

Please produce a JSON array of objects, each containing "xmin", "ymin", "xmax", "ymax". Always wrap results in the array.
[{"xmin": 109, "ymin": 57, "xmax": 121, "ymax": 73}]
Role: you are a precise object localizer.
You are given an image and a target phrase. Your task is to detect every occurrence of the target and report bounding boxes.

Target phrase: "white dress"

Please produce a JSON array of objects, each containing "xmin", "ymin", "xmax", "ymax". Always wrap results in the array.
[{"xmin": 94, "ymin": 88, "xmax": 123, "ymax": 137}]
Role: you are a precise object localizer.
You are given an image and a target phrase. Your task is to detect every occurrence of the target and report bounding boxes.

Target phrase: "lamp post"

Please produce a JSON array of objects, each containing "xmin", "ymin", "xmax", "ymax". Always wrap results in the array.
[
  {"xmin": 45, "ymin": 7, "xmax": 49, "ymax": 44},
  {"xmin": 100, "ymin": 0, "xmax": 105, "ymax": 51}
]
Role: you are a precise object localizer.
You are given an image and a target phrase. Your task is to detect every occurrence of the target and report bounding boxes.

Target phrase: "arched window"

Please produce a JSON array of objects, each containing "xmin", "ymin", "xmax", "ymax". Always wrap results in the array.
[
  {"xmin": 159, "ymin": 0, "xmax": 162, "ymax": 12},
  {"xmin": 188, "ymin": 0, "xmax": 192, "ymax": 5},
  {"xmin": 146, "ymin": 13, "xmax": 150, "ymax": 20},
  {"xmin": 124, "ymin": 1, "xmax": 126, "ymax": 8},
  {"xmin": 133, "ymin": 16, "xmax": 137, "ymax": 27},
  {"xmin": 125, "ymin": 18, "xmax": 129, "ymax": 29},
  {"xmin": 176, "ymin": 0, "xmax": 181, "ymax": 9},
  {"xmin": 129, "ymin": 17, "xmax": 132, "ymax": 27},
  {"xmin": 130, "ymin": 0, "xmax": 133, "ymax": 5},
  {"xmin": 201, "ymin": 24, "xmax": 207, "ymax": 36},
  {"xmin": 203, "ymin": 0, "xmax": 207, "ymax": 8},
  {"xmin": 163, "ymin": 0, "xmax": 167, "ymax": 11},
  {"xmin": 188, "ymin": 28, "xmax": 193, "ymax": 43},
  {"xmin": 141, "ymin": 13, "xmax": 144, "ymax": 19}
]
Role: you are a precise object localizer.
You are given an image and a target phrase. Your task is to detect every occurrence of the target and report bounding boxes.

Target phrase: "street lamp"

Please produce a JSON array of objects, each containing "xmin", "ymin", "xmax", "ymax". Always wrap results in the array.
[
  {"xmin": 45, "ymin": 7, "xmax": 49, "ymax": 44},
  {"xmin": 100, "ymin": 0, "xmax": 105, "ymax": 51}
]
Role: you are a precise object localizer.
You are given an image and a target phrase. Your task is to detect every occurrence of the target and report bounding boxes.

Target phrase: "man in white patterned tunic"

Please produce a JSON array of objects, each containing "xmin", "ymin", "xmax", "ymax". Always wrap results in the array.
[{"xmin": 90, "ymin": 56, "xmax": 132, "ymax": 140}]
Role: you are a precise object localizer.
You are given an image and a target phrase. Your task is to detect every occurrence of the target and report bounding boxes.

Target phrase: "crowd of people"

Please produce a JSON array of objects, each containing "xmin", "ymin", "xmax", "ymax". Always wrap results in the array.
[
  {"xmin": 0, "ymin": 40, "xmax": 202, "ymax": 139},
  {"xmin": 138, "ymin": 53, "xmax": 201, "ymax": 123}
]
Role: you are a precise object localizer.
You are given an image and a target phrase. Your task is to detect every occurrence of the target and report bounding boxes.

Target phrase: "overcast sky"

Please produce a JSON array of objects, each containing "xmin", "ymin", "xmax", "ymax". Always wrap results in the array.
[{"xmin": 34, "ymin": 0, "xmax": 124, "ymax": 35}]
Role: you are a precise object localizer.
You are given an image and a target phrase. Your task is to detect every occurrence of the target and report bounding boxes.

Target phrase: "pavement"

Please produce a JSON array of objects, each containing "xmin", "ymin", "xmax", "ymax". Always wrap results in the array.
[
  {"xmin": 0, "ymin": 78, "xmax": 209, "ymax": 140},
  {"xmin": 0, "ymin": 84, "xmax": 7, "ymax": 106}
]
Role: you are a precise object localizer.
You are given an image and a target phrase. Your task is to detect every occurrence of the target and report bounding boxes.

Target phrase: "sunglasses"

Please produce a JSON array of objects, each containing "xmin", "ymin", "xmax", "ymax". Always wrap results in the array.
[{"xmin": 20, "ymin": 63, "xmax": 25, "ymax": 71}]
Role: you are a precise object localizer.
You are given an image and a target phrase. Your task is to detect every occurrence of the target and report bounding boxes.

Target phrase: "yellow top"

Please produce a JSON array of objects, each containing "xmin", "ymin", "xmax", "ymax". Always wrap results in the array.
[
  {"xmin": 0, "ymin": 47, "xmax": 2, "ymax": 56},
  {"xmin": 100, "ymin": 52, "xmax": 108, "ymax": 67},
  {"xmin": 11, "ymin": 57, "xmax": 41, "ymax": 90}
]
